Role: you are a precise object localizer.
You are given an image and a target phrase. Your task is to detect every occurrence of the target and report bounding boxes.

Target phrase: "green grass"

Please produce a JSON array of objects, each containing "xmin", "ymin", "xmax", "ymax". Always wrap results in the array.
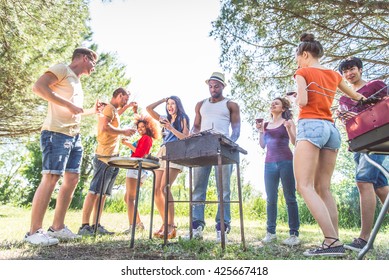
[{"xmin": 0, "ymin": 205, "xmax": 388, "ymax": 260}]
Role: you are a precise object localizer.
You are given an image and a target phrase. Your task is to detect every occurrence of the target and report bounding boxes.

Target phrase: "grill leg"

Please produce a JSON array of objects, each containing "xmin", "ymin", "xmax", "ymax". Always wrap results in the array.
[
  {"xmin": 163, "ymin": 160, "xmax": 170, "ymax": 246},
  {"xmin": 130, "ymin": 162, "xmax": 143, "ymax": 248},
  {"xmin": 236, "ymin": 163, "xmax": 246, "ymax": 250},
  {"xmin": 189, "ymin": 167, "xmax": 193, "ymax": 239},
  {"xmin": 149, "ymin": 170, "xmax": 156, "ymax": 240},
  {"xmin": 217, "ymin": 153, "xmax": 226, "ymax": 250}
]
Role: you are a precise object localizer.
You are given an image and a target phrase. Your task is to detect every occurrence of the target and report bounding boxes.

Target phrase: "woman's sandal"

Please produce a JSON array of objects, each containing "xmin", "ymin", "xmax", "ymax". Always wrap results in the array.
[
  {"xmin": 153, "ymin": 224, "xmax": 164, "ymax": 237},
  {"xmin": 156, "ymin": 224, "xmax": 177, "ymax": 239},
  {"xmin": 303, "ymin": 237, "xmax": 345, "ymax": 257}
]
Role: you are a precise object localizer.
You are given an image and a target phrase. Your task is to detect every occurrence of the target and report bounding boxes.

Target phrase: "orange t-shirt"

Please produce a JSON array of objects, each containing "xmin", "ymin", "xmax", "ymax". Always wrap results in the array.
[
  {"xmin": 294, "ymin": 67, "xmax": 342, "ymax": 122},
  {"xmin": 95, "ymin": 104, "xmax": 120, "ymax": 156}
]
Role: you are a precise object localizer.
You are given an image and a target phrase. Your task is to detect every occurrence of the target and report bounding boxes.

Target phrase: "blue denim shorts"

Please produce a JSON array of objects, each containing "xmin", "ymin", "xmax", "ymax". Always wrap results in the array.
[
  {"xmin": 296, "ymin": 119, "xmax": 341, "ymax": 150},
  {"xmin": 126, "ymin": 169, "xmax": 149, "ymax": 184},
  {"xmin": 89, "ymin": 156, "xmax": 119, "ymax": 196},
  {"xmin": 354, "ymin": 152, "xmax": 388, "ymax": 189},
  {"xmin": 40, "ymin": 130, "xmax": 83, "ymax": 175}
]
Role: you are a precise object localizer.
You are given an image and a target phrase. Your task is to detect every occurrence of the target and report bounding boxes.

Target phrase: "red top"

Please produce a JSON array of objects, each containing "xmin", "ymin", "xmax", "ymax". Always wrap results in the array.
[
  {"xmin": 295, "ymin": 67, "xmax": 342, "ymax": 122},
  {"xmin": 132, "ymin": 135, "xmax": 153, "ymax": 158}
]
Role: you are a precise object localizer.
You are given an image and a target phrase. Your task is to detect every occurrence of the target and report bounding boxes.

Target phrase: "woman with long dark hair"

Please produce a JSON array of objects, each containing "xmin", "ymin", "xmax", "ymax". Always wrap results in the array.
[{"xmin": 146, "ymin": 96, "xmax": 190, "ymax": 239}]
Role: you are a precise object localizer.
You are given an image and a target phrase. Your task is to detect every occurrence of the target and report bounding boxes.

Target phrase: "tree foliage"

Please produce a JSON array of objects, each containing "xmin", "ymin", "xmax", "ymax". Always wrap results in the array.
[
  {"xmin": 0, "ymin": 0, "xmax": 91, "ymax": 138},
  {"xmin": 0, "ymin": 0, "xmax": 133, "ymax": 206},
  {"xmin": 211, "ymin": 0, "xmax": 389, "ymax": 119}
]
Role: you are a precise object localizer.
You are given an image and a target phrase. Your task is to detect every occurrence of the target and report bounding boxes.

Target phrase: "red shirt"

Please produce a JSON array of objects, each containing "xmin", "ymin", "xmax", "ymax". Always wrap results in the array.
[{"xmin": 132, "ymin": 135, "xmax": 153, "ymax": 158}]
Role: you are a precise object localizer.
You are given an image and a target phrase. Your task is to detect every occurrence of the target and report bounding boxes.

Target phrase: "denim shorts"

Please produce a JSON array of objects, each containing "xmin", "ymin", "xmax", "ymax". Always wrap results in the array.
[
  {"xmin": 89, "ymin": 156, "xmax": 119, "ymax": 196},
  {"xmin": 296, "ymin": 119, "xmax": 341, "ymax": 150},
  {"xmin": 40, "ymin": 130, "xmax": 83, "ymax": 175},
  {"xmin": 156, "ymin": 145, "xmax": 184, "ymax": 172},
  {"xmin": 126, "ymin": 169, "xmax": 149, "ymax": 184},
  {"xmin": 354, "ymin": 152, "xmax": 388, "ymax": 189}
]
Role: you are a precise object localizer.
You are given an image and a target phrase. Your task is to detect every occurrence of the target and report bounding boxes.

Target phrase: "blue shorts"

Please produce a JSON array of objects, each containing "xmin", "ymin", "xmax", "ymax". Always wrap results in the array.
[
  {"xmin": 354, "ymin": 152, "xmax": 388, "ymax": 189},
  {"xmin": 41, "ymin": 130, "xmax": 83, "ymax": 175},
  {"xmin": 89, "ymin": 156, "xmax": 119, "ymax": 196},
  {"xmin": 126, "ymin": 169, "xmax": 149, "ymax": 184},
  {"xmin": 296, "ymin": 119, "xmax": 341, "ymax": 150}
]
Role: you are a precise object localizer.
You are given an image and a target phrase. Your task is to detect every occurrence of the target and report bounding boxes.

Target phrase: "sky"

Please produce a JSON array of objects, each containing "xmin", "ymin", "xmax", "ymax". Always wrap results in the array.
[{"xmin": 89, "ymin": 0, "xmax": 265, "ymax": 194}]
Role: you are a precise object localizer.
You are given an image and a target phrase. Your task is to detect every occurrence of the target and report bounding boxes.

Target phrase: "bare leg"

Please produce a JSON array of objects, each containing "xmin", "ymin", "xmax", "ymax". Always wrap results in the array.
[
  {"xmin": 314, "ymin": 149, "xmax": 339, "ymax": 236},
  {"xmin": 357, "ymin": 182, "xmax": 377, "ymax": 240},
  {"xmin": 81, "ymin": 192, "xmax": 96, "ymax": 224},
  {"xmin": 51, "ymin": 172, "xmax": 79, "ymax": 230},
  {"xmin": 153, "ymin": 170, "xmax": 165, "ymax": 226},
  {"xmin": 30, "ymin": 173, "xmax": 60, "ymax": 233},
  {"xmin": 375, "ymin": 185, "xmax": 389, "ymax": 205},
  {"xmin": 125, "ymin": 177, "xmax": 141, "ymax": 226},
  {"xmin": 154, "ymin": 168, "xmax": 180, "ymax": 232},
  {"xmin": 294, "ymin": 141, "xmax": 340, "ymax": 246}
]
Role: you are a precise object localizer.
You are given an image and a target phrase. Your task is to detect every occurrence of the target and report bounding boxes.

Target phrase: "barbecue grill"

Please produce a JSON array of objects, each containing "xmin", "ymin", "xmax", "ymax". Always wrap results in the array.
[{"xmin": 162, "ymin": 131, "xmax": 247, "ymax": 249}]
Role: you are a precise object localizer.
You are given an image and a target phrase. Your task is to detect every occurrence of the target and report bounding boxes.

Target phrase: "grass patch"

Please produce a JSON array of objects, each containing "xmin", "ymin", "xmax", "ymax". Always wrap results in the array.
[{"xmin": 0, "ymin": 205, "xmax": 388, "ymax": 260}]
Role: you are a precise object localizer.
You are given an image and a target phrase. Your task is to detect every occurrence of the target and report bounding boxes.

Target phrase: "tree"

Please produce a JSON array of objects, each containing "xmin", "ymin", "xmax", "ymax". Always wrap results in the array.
[
  {"xmin": 0, "ymin": 0, "xmax": 133, "ymax": 206},
  {"xmin": 0, "ymin": 0, "xmax": 91, "ymax": 138},
  {"xmin": 211, "ymin": 0, "xmax": 389, "ymax": 119}
]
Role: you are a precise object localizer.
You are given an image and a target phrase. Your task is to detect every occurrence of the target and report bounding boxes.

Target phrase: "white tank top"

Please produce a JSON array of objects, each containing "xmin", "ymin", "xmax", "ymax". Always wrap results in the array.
[{"xmin": 199, "ymin": 98, "xmax": 230, "ymax": 137}]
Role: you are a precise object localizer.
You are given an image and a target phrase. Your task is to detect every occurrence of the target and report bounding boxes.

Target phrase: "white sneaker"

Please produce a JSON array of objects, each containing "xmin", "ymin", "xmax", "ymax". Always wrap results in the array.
[
  {"xmin": 24, "ymin": 228, "xmax": 59, "ymax": 246},
  {"xmin": 282, "ymin": 235, "xmax": 301, "ymax": 246},
  {"xmin": 216, "ymin": 231, "xmax": 228, "ymax": 243},
  {"xmin": 192, "ymin": 226, "xmax": 203, "ymax": 239},
  {"xmin": 47, "ymin": 225, "xmax": 81, "ymax": 241},
  {"xmin": 262, "ymin": 232, "xmax": 277, "ymax": 243},
  {"xmin": 183, "ymin": 226, "xmax": 203, "ymax": 240}
]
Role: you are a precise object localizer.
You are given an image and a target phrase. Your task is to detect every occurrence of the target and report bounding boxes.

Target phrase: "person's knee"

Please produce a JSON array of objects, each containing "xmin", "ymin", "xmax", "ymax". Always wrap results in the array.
[
  {"xmin": 41, "ymin": 173, "xmax": 61, "ymax": 188},
  {"xmin": 123, "ymin": 191, "xmax": 135, "ymax": 203},
  {"xmin": 154, "ymin": 186, "xmax": 164, "ymax": 197},
  {"xmin": 296, "ymin": 184, "xmax": 304, "ymax": 195}
]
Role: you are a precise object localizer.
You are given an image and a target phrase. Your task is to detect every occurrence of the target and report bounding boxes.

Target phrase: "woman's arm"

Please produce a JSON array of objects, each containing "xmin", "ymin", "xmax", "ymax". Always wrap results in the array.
[
  {"xmin": 338, "ymin": 80, "xmax": 366, "ymax": 101},
  {"xmin": 256, "ymin": 121, "xmax": 266, "ymax": 149},
  {"xmin": 162, "ymin": 117, "xmax": 190, "ymax": 140},
  {"xmin": 284, "ymin": 119, "xmax": 296, "ymax": 146},
  {"xmin": 146, "ymin": 98, "xmax": 167, "ymax": 120},
  {"xmin": 121, "ymin": 138, "xmax": 136, "ymax": 153},
  {"xmin": 295, "ymin": 75, "xmax": 308, "ymax": 107}
]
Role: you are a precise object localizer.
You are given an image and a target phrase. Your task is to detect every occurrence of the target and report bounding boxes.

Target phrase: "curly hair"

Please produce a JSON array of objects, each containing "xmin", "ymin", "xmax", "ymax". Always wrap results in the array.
[{"xmin": 134, "ymin": 114, "xmax": 161, "ymax": 140}]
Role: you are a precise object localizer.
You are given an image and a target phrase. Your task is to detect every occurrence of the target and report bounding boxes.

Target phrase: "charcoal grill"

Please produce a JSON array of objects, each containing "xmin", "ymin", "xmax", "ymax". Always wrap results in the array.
[{"xmin": 162, "ymin": 132, "xmax": 247, "ymax": 249}]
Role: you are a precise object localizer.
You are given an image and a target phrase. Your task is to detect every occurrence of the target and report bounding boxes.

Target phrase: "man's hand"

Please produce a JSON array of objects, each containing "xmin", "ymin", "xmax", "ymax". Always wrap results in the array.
[
  {"xmin": 67, "ymin": 103, "xmax": 84, "ymax": 115},
  {"xmin": 96, "ymin": 100, "xmax": 107, "ymax": 114},
  {"xmin": 129, "ymin": 102, "xmax": 138, "ymax": 114},
  {"xmin": 123, "ymin": 128, "xmax": 136, "ymax": 137},
  {"xmin": 357, "ymin": 96, "xmax": 381, "ymax": 106}
]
